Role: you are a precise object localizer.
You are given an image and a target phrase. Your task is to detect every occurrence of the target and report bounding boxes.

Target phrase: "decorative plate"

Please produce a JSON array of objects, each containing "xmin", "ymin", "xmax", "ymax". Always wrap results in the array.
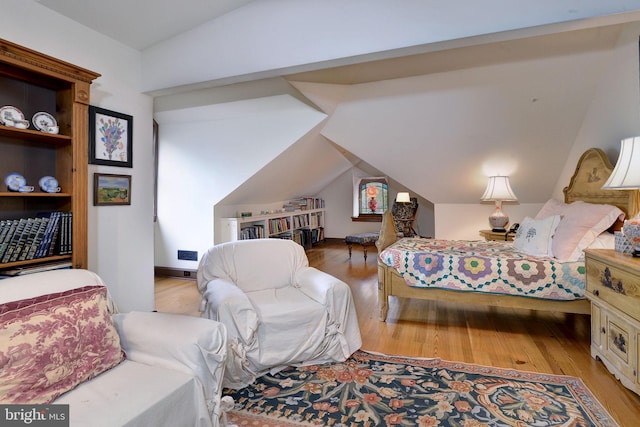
[
  {"xmin": 5, "ymin": 173, "xmax": 26, "ymax": 191},
  {"xmin": 0, "ymin": 106, "xmax": 25, "ymax": 124},
  {"xmin": 39, "ymin": 175, "xmax": 59, "ymax": 193},
  {"xmin": 32, "ymin": 111, "xmax": 57, "ymax": 131}
]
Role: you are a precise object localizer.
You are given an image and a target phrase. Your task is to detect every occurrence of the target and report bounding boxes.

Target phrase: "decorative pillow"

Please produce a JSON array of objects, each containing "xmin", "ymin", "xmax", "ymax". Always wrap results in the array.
[
  {"xmin": 551, "ymin": 201, "xmax": 624, "ymax": 262},
  {"xmin": 534, "ymin": 198, "xmax": 568, "ymax": 220},
  {"xmin": 0, "ymin": 285, "xmax": 124, "ymax": 404},
  {"xmin": 513, "ymin": 215, "xmax": 561, "ymax": 257}
]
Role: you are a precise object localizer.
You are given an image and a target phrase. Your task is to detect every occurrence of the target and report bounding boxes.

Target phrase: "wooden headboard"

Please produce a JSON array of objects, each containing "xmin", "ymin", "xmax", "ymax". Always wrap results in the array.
[{"xmin": 563, "ymin": 148, "xmax": 640, "ymax": 222}]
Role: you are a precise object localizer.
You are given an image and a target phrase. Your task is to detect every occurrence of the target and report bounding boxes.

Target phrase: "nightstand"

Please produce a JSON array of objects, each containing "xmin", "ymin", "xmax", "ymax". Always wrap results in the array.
[
  {"xmin": 584, "ymin": 249, "xmax": 640, "ymax": 396},
  {"xmin": 479, "ymin": 229, "xmax": 514, "ymax": 242}
]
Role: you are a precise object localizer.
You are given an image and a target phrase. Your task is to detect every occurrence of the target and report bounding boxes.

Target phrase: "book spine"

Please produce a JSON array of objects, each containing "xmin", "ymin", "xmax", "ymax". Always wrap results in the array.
[
  {"xmin": 14, "ymin": 218, "xmax": 37, "ymax": 261},
  {"xmin": 35, "ymin": 212, "xmax": 59, "ymax": 258},
  {"xmin": 47, "ymin": 213, "xmax": 62, "ymax": 256},
  {"xmin": 0, "ymin": 220, "xmax": 17, "ymax": 261},
  {"xmin": 22, "ymin": 218, "xmax": 46, "ymax": 261},
  {"xmin": 59, "ymin": 212, "xmax": 72, "ymax": 255},
  {"xmin": 2, "ymin": 218, "xmax": 27, "ymax": 263},
  {"xmin": 0, "ymin": 220, "xmax": 8, "ymax": 248}
]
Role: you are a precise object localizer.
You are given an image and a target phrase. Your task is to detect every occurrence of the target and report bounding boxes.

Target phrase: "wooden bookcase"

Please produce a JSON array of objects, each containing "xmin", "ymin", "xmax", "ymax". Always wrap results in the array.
[{"xmin": 0, "ymin": 39, "xmax": 100, "ymax": 272}]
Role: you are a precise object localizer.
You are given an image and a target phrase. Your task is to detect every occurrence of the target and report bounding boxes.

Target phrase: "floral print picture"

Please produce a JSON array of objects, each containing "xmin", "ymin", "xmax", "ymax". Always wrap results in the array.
[{"xmin": 89, "ymin": 106, "xmax": 133, "ymax": 167}]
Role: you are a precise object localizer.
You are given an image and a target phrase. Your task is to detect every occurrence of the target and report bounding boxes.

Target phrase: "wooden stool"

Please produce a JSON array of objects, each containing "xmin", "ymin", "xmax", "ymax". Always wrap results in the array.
[{"xmin": 345, "ymin": 232, "xmax": 380, "ymax": 261}]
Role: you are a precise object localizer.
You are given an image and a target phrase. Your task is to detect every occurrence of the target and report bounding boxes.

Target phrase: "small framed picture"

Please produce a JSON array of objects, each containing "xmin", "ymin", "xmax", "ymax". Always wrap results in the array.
[
  {"xmin": 94, "ymin": 173, "xmax": 131, "ymax": 206},
  {"xmin": 89, "ymin": 106, "xmax": 133, "ymax": 168}
]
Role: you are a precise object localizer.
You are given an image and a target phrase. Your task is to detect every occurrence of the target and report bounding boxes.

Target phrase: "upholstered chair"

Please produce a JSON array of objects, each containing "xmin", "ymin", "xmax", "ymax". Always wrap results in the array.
[
  {"xmin": 391, "ymin": 197, "xmax": 419, "ymax": 237},
  {"xmin": 197, "ymin": 238, "xmax": 362, "ymax": 389}
]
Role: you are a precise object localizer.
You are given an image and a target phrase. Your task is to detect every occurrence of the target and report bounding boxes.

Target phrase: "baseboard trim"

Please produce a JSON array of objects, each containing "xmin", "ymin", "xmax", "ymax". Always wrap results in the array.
[
  {"xmin": 154, "ymin": 266, "xmax": 197, "ymax": 280},
  {"xmin": 324, "ymin": 237, "xmax": 345, "ymax": 244}
]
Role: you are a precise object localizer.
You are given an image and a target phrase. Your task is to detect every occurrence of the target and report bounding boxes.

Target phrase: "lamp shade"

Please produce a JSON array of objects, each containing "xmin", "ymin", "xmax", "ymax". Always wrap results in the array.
[
  {"xmin": 602, "ymin": 136, "xmax": 640, "ymax": 189},
  {"xmin": 481, "ymin": 176, "xmax": 518, "ymax": 202},
  {"xmin": 396, "ymin": 192, "xmax": 410, "ymax": 203}
]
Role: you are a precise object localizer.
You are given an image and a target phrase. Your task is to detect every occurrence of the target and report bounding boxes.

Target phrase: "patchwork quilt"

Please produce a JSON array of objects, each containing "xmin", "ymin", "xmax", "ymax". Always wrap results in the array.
[{"xmin": 379, "ymin": 238, "xmax": 586, "ymax": 300}]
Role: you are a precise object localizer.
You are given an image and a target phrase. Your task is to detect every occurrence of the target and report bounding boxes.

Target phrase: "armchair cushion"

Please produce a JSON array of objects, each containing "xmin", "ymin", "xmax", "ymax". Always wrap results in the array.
[
  {"xmin": 197, "ymin": 238, "xmax": 308, "ymax": 293},
  {"xmin": 113, "ymin": 311, "xmax": 227, "ymax": 419},
  {"xmin": 0, "ymin": 285, "xmax": 124, "ymax": 404},
  {"xmin": 201, "ymin": 278, "xmax": 258, "ymax": 345}
]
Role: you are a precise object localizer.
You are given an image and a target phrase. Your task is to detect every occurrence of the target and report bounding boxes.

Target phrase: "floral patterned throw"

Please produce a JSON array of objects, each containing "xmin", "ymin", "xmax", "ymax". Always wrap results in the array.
[
  {"xmin": 0, "ymin": 285, "xmax": 124, "ymax": 403},
  {"xmin": 225, "ymin": 351, "xmax": 618, "ymax": 427}
]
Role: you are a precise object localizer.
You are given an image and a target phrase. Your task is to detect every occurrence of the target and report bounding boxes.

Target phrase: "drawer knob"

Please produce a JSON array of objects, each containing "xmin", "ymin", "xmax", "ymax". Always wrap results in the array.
[
  {"xmin": 593, "ymin": 290, "xmax": 600, "ymax": 297},
  {"xmin": 601, "ymin": 327, "xmax": 606, "ymax": 334}
]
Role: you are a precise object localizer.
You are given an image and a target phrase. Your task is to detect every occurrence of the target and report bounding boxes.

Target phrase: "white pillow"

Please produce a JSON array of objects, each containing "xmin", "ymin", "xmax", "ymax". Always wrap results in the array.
[
  {"xmin": 586, "ymin": 232, "xmax": 615, "ymax": 250},
  {"xmin": 551, "ymin": 201, "xmax": 624, "ymax": 262},
  {"xmin": 513, "ymin": 215, "xmax": 561, "ymax": 257}
]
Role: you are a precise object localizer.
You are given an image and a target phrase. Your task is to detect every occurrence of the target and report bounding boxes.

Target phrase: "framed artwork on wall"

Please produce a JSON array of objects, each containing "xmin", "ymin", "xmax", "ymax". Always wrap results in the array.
[
  {"xmin": 94, "ymin": 173, "xmax": 131, "ymax": 206},
  {"xmin": 89, "ymin": 106, "xmax": 133, "ymax": 167}
]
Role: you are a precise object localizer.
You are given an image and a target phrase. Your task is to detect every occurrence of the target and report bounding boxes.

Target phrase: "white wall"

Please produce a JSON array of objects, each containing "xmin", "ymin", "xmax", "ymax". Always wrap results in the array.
[
  {"xmin": 555, "ymin": 21, "xmax": 640, "ymax": 200},
  {"xmin": 435, "ymin": 203, "xmax": 543, "ymax": 240},
  {"xmin": 2, "ymin": 1, "xmax": 155, "ymax": 312},
  {"xmin": 154, "ymin": 95, "xmax": 326, "ymax": 269},
  {"xmin": 318, "ymin": 167, "xmax": 436, "ymax": 239}
]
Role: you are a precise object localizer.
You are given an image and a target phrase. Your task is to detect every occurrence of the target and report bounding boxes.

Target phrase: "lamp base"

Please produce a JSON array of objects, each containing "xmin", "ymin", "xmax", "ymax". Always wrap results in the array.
[{"xmin": 488, "ymin": 205, "xmax": 509, "ymax": 232}]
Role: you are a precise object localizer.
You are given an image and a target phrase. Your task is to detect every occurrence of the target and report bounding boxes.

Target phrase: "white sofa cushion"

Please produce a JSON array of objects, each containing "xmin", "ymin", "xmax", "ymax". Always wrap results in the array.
[
  {"xmin": 113, "ymin": 311, "xmax": 227, "ymax": 419},
  {"xmin": 55, "ymin": 360, "xmax": 210, "ymax": 427}
]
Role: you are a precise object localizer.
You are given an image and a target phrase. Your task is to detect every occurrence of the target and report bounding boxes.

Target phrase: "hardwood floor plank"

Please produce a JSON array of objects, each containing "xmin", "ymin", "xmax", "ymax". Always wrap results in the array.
[{"xmin": 155, "ymin": 241, "xmax": 640, "ymax": 426}]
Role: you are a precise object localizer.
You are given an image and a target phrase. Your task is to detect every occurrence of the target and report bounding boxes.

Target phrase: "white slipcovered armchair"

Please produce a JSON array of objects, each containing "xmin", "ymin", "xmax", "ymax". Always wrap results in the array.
[{"xmin": 197, "ymin": 238, "xmax": 362, "ymax": 389}]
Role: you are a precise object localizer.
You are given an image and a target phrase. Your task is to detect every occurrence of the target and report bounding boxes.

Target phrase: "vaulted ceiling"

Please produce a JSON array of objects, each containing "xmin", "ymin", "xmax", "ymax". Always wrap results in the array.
[{"xmin": 34, "ymin": 1, "xmax": 640, "ymax": 206}]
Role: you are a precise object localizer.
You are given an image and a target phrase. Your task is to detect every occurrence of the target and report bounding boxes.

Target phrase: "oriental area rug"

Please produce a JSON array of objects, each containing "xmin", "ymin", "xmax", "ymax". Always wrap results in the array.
[{"xmin": 223, "ymin": 350, "xmax": 619, "ymax": 427}]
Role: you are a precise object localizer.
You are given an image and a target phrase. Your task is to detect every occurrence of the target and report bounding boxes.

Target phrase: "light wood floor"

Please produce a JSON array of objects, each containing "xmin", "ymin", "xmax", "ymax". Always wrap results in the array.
[{"xmin": 155, "ymin": 241, "xmax": 640, "ymax": 426}]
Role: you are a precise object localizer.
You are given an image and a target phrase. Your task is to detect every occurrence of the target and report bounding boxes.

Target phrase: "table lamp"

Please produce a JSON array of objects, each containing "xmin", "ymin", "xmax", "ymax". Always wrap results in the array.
[
  {"xmin": 481, "ymin": 176, "xmax": 518, "ymax": 232},
  {"xmin": 602, "ymin": 136, "xmax": 640, "ymax": 190},
  {"xmin": 602, "ymin": 136, "xmax": 640, "ymax": 255},
  {"xmin": 396, "ymin": 192, "xmax": 411, "ymax": 203}
]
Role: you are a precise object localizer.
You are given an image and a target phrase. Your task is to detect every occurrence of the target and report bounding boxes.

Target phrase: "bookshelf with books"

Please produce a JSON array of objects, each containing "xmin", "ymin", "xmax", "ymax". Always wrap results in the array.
[
  {"xmin": 219, "ymin": 198, "xmax": 325, "ymax": 249},
  {"xmin": 0, "ymin": 39, "xmax": 99, "ymax": 274}
]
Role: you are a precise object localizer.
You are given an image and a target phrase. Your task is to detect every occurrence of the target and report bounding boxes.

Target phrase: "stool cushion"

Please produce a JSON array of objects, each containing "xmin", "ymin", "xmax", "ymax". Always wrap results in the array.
[{"xmin": 345, "ymin": 232, "xmax": 380, "ymax": 244}]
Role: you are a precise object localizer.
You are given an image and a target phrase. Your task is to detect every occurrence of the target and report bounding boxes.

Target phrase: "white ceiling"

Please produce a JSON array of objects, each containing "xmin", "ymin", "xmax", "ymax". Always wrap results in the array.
[
  {"xmin": 35, "ymin": 0, "xmax": 254, "ymax": 50},
  {"xmin": 28, "ymin": 0, "xmax": 640, "ymax": 209}
]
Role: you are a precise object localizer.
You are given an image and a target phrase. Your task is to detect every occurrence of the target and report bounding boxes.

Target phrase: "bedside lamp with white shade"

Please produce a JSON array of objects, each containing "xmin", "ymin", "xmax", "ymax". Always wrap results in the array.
[
  {"xmin": 602, "ymin": 136, "xmax": 640, "ymax": 255},
  {"xmin": 602, "ymin": 136, "xmax": 640, "ymax": 190},
  {"xmin": 481, "ymin": 176, "xmax": 518, "ymax": 232}
]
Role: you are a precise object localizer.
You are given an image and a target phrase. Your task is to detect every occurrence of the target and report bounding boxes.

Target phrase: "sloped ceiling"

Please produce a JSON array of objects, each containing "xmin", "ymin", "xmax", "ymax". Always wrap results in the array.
[
  {"xmin": 155, "ymin": 22, "xmax": 625, "ymax": 207},
  {"xmin": 37, "ymin": 0, "xmax": 639, "ymax": 208},
  {"xmin": 286, "ymin": 25, "xmax": 623, "ymax": 204},
  {"xmin": 219, "ymin": 125, "xmax": 353, "ymax": 205}
]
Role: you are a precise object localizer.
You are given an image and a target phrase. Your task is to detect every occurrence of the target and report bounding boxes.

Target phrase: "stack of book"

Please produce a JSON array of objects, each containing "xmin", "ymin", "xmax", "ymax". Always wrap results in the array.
[
  {"xmin": 0, "ymin": 211, "xmax": 72, "ymax": 264},
  {"xmin": 289, "ymin": 197, "xmax": 325, "ymax": 210},
  {"xmin": 240, "ymin": 224, "xmax": 265, "ymax": 240}
]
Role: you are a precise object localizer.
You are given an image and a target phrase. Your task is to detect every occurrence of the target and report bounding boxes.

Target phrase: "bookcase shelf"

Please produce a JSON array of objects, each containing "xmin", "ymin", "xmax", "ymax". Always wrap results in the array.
[
  {"xmin": 1, "ymin": 255, "xmax": 71, "ymax": 269},
  {"xmin": 220, "ymin": 198, "xmax": 325, "ymax": 249},
  {"xmin": 0, "ymin": 38, "xmax": 100, "ymax": 274}
]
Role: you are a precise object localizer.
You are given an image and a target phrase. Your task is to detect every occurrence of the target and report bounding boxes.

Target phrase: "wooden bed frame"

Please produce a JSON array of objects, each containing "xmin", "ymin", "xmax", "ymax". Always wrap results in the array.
[{"xmin": 376, "ymin": 148, "xmax": 640, "ymax": 321}]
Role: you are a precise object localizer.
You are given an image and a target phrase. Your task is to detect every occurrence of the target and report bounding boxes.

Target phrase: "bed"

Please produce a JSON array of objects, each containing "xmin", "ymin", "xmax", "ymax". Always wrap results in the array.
[{"xmin": 376, "ymin": 148, "xmax": 640, "ymax": 321}]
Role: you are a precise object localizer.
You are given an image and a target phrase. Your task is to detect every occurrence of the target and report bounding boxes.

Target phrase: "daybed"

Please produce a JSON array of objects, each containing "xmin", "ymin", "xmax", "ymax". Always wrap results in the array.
[
  {"xmin": 376, "ymin": 148, "xmax": 640, "ymax": 321},
  {"xmin": 0, "ymin": 269, "xmax": 228, "ymax": 427}
]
